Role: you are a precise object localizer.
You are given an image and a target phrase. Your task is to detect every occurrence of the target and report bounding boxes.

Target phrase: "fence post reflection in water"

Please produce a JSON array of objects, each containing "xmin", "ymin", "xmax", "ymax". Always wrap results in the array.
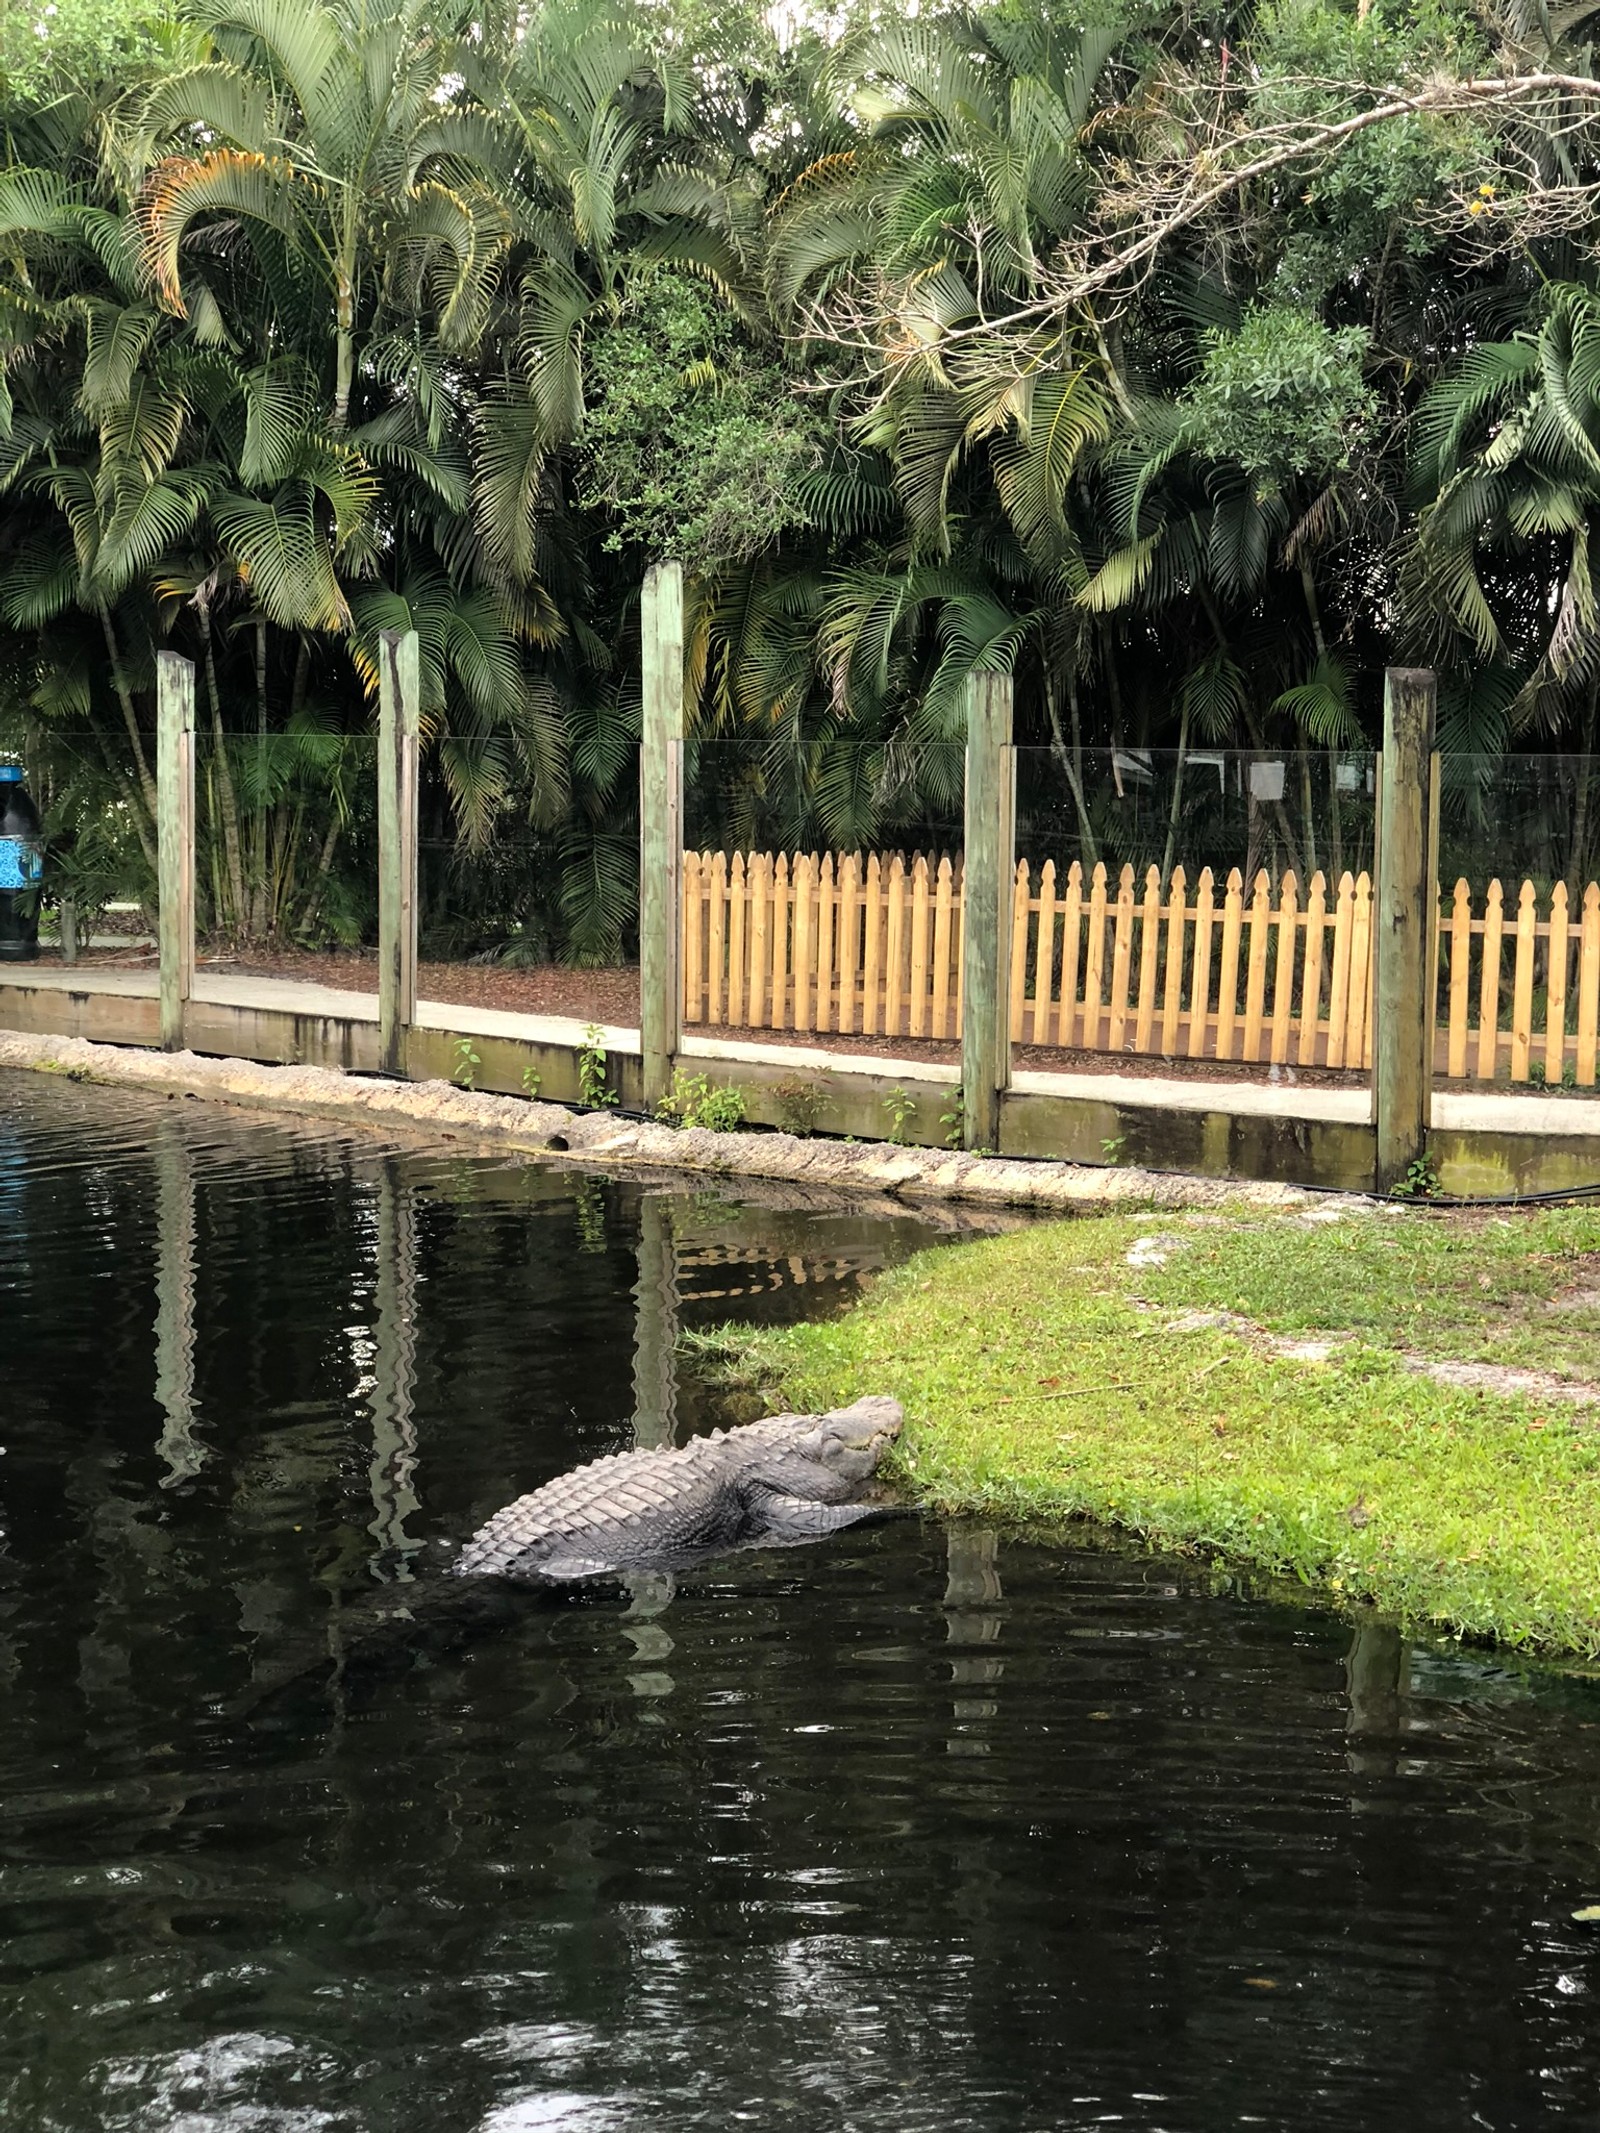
[
  {"xmin": 944, "ymin": 1525, "xmax": 1005, "ymax": 1751},
  {"xmin": 366, "ymin": 1156, "xmax": 421, "ymax": 1581},
  {"xmin": 1344, "ymin": 1620, "xmax": 1410, "ymax": 1787},
  {"xmin": 377, "ymin": 630, "xmax": 420, "ymax": 1079},
  {"xmin": 153, "ymin": 1123, "xmax": 203, "ymax": 1488},
  {"xmin": 156, "ymin": 649, "xmax": 195, "ymax": 1054},
  {"xmin": 631, "ymin": 1193, "xmax": 680, "ymax": 1454}
]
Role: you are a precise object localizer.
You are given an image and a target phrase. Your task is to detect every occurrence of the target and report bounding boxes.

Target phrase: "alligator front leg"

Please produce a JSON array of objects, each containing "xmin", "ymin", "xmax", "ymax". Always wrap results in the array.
[{"xmin": 744, "ymin": 1489, "xmax": 888, "ymax": 1543}]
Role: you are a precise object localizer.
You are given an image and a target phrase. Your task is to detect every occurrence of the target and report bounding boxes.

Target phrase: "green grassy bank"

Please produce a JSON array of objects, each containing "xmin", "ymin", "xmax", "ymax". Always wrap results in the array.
[{"xmin": 714, "ymin": 1203, "xmax": 1600, "ymax": 1659}]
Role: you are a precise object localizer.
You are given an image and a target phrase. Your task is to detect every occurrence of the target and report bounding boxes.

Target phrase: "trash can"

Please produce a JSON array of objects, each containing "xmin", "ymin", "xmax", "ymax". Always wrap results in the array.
[{"xmin": 0, "ymin": 767, "xmax": 43, "ymax": 962}]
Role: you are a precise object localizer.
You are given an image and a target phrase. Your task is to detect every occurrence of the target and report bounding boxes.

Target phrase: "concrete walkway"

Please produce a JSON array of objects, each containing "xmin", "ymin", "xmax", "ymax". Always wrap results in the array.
[{"xmin": 16, "ymin": 962, "xmax": 1600, "ymax": 1140}]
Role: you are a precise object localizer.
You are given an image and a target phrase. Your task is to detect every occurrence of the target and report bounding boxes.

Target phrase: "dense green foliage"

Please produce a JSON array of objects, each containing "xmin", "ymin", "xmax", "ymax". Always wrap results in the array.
[
  {"xmin": 717, "ymin": 1204, "xmax": 1600, "ymax": 1657},
  {"xmin": 4, "ymin": 0, "xmax": 1600, "ymax": 953}
]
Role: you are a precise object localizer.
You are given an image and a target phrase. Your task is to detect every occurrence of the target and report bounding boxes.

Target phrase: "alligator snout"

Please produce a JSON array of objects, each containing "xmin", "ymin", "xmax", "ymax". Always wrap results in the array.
[{"xmin": 821, "ymin": 1395, "xmax": 904, "ymax": 1451}]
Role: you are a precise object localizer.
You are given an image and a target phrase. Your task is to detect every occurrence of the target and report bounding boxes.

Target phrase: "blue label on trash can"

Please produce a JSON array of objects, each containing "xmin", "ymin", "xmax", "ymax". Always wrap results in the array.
[{"xmin": 0, "ymin": 839, "xmax": 41, "ymax": 891}]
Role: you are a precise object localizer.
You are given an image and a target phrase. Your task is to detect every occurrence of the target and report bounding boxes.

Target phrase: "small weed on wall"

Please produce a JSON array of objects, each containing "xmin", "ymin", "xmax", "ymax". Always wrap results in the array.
[
  {"xmin": 578, "ymin": 1026, "xmax": 618, "ymax": 1108},
  {"xmin": 656, "ymin": 1070, "xmax": 747, "ymax": 1132},
  {"xmin": 883, "ymin": 1089, "xmax": 918, "ymax": 1144},
  {"xmin": 773, "ymin": 1077, "xmax": 824, "ymax": 1138}
]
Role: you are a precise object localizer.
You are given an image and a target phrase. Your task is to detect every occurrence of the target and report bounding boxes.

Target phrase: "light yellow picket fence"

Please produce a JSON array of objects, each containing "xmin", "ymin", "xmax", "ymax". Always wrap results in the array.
[
  {"xmin": 1439, "ymin": 876, "xmax": 1600, "ymax": 1084},
  {"xmin": 681, "ymin": 849, "xmax": 1600, "ymax": 1084}
]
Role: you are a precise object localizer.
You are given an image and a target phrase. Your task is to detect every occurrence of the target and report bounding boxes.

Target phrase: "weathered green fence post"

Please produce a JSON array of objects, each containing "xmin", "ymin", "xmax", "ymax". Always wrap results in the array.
[
  {"xmin": 1374, "ymin": 666, "xmax": 1437, "ymax": 1191},
  {"xmin": 961, "ymin": 670, "xmax": 1015, "ymax": 1152},
  {"xmin": 156, "ymin": 650, "xmax": 195, "ymax": 1052},
  {"xmin": 377, "ymin": 628, "xmax": 420, "ymax": 1078},
  {"xmin": 640, "ymin": 560, "xmax": 684, "ymax": 1112}
]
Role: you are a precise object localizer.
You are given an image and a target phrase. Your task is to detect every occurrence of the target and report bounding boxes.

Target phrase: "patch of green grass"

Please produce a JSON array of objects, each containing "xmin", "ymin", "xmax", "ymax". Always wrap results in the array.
[
  {"xmin": 722, "ymin": 1207, "xmax": 1600, "ymax": 1659},
  {"xmin": 1133, "ymin": 1206, "xmax": 1600, "ymax": 1382}
]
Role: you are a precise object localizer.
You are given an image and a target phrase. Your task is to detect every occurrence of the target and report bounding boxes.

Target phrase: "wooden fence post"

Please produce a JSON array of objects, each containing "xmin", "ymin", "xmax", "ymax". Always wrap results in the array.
[
  {"xmin": 378, "ymin": 627, "xmax": 420, "ymax": 1078},
  {"xmin": 1374, "ymin": 666, "xmax": 1437, "ymax": 1189},
  {"xmin": 641, "ymin": 560, "xmax": 685, "ymax": 1111},
  {"xmin": 156, "ymin": 650, "xmax": 194, "ymax": 1052},
  {"xmin": 961, "ymin": 670, "xmax": 1014, "ymax": 1151}
]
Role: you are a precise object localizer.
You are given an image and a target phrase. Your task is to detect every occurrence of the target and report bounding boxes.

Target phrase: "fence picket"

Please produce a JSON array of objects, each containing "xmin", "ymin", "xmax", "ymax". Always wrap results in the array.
[
  {"xmin": 1161, "ymin": 866, "xmax": 1187, "ymax": 1055},
  {"xmin": 684, "ymin": 850, "xmax": 704, "ymax": 1025},
  {"xmin": 1510, "ymin": 878, "xmax": 1538, "ymax": 1081},
  {"xmin": 816, "ymin": 853, "xmax": 836, "ymax": 1033},
  {"xmin": 1580, "ymin": 884, "xmax": 1600, "ymax": 1087},
  {"xmin": 862, "ymin": 855, "xmax": 882, "ymax": 1035},
  {"xmin": 1474, "ymin": 879, "xmax": 1503, "ymax": 1079},
  {"xmin": 727, "ymin": 853, "xmax": 747, "ymax": 1026},
  {"xmin": 1107, "ymin": 865, "xmax": 1136, "ymax": 1051},
  {"xmin": 771, "ymin": 853, "xmax": 791, "ymax": 1030},
  {"xmin": 1349, "ymin": 870, "xmax": 1373, "ymax": 1069},
  {"xmin": 1547, "ymin": 881, "xmax": 1571, "ymax": 1085},
  {"xmin": 1446, "ymin": 879, "xmax": 1470, "ymax": 1077},
  {"xmin": 1031, "ymin": 859, "xmax": 1057, "ymax": 1046},
  {"xmin": 791, "ymin": 854, "xmax": 814, "ymax": 1033},
  {"xmin": 1269, "ymin": 870, "xmax": 1298, "ymax": 1065},
  {"xmin": 1057, "ymin": 861, "xmax": 1084, "ymax": 1047},
  {"xmin": 1135, "ymin": 866, "xmax": 1162, "ymax": 1054},
  {"xmin": 1215, "ymin": 868, "xmax": 1244, "ymax": 1061},
  {"xmin": 1188, "ymin": 869, "xmax": 1216, "ymax": 1058},
  {"xmin": 1009, "ymin": 859, "xmax": 1030, "ymax": 1043},
  {"xmin": 1326, "ymin": 871, "xmax": 1355, "ymax": 1069},
  {"xmin": 707, "ymin": 850, "xmax": 727, "ymax": 1025},
  {"xmin": 931, "ymin": 855, "xmax": 955, "ymax": 1039},
  {"xmin": 745, "ymin": 852, "xmax": 767, "ymax": 1026},
  {"xmin": 1242, "ymin": 869, "xmax": 1271, "ymax": 1062},
  {"xmin": 884, "ymin": 856, "xmax": 907, "ymax": 1037},
  {"xmin": 1297, "ymin": 870, "xmax": 1326, "ymax": 1066},
  {"xmin": 908, "ymin": 856, "xmax": 931, "ymax": 1038},
  {"xmin": 836, "ymin": 854, "xmax": 859, "ymax": 1034},
  {"xmin": 1083, "ymin": 862, "xmax": 1109, "ymax": 1051}
]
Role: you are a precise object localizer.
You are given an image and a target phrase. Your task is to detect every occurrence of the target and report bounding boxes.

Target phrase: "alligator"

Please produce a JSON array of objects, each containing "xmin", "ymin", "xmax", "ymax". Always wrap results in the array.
[
  {"xmin": 453, "ymin": 1394, "xmax": 904, "ymax": 1581},
  {"xmin": 241, "ymin": 1396, "xmax": 902, "ymax": 1720}
]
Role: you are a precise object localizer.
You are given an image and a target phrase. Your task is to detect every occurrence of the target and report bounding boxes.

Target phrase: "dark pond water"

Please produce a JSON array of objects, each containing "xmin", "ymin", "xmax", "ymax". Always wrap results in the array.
[{"xmin": 5, "ymin": 1074, "xmax": 1600, "ymax": 2132}]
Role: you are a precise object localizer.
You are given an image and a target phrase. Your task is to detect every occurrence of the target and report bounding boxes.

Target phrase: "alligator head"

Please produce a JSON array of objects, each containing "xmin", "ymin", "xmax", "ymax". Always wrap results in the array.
[{"xmin": 755, "ymin": 1395, "xmax": 904, "ymax": 1496}]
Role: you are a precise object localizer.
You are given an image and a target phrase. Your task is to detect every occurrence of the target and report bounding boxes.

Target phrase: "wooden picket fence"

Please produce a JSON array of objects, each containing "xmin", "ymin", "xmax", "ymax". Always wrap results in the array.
[
  {"xmin": 1008, "ymin": 859, "xmax": 1374, "ymax": 1068},
  {"xmin": 682, "ymin": 850, "xmax": 967, "ymax": 1038},
  {"xmin": 681, "ymin": 848, "xmax": 1600, "ymax": 1083},
  {"xmin": 1438, "ymin": 876, "xmax": 1600, "ymax": 1085}
]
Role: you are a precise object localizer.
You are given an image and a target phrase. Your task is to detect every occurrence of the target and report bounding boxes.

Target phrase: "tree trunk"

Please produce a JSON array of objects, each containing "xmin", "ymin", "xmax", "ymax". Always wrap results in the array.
[
  {"xmin": 197, "ymin": 592, "xmax": 248, "ymax": 933},
  {"xmin": 1570, "ymin": 685, "xmax": 1598, "ymax": 893},
  {"xmin": 298, "ymin": 814, "xmax": 343, "ymax": 937},
  {"xmin": 1043, "ymin": 664, "xmax": 1098, "ymax": 865},
  {"xmin": 98, "ymin": 603, "xmax": 158, "ymax": 831},
  {"xmin": 1299, "ymin": 561, "xmax": 1337, "ymax": 882},
  {"xmin": 1162, "ymin": 694, "xmax": 1191, "ymax": 888}
]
